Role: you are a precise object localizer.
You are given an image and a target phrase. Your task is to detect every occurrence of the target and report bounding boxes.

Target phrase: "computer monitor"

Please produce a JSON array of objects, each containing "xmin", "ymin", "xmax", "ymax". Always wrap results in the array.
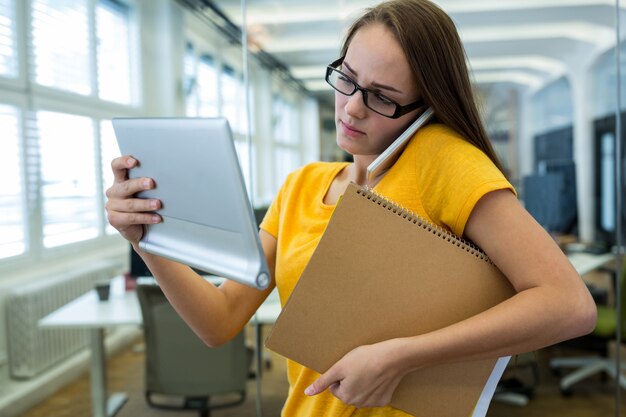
[
  {"xmin": 541, "ymin": 160, "xmax": 578, "ymax": 234},
  {"xmin": 523, "ymin": 174, "xmax": 564, "ymax": 232},
  {"xmin": 524, "ymin": 164, "xmax": 578, "ymax": 235}
]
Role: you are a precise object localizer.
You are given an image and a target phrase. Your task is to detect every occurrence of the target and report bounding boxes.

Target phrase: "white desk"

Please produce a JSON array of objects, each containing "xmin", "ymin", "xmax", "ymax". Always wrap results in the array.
[
  {"xmin": 567, "ymin": 252, "xmax": 615, "ymax": 276},
  {"xmin": 39, "ymin": 277, "xmax": 281, "ymax": 417},
  {"xmin": 39, "ymin": 277, "xmax": 138, "ymax": 417}
]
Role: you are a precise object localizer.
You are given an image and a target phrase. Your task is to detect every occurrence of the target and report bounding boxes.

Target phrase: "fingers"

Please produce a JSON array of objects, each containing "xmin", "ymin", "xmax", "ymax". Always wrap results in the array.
[
  {"xmin": 305, "ymin": 369, "xmax": 341, "ymax": 396},
  {"xmin": 105, "ymin": 193, "xmax": 161, "ymax": 230},
  {"xmin": 108, "ymin": 156, "xmax": 155, "ymax": 199},
  {"xmin": 107, "ymin": 210, "xmax": 161, "ymax": 229},
  {"xmin": 106, "ymin": 176, "xmax": 154, "ymax": 200},
  {"xmin": 328, "ymin": 382, "xmax": 341, "ymax": 397},
  {"xmin": 111, "ymin": 156, "xmax": 136, "ymax": 183},
  {"xmin": 106, "ymin": 156, "xmax": 161, "ymax": 243},
  {"xmin": 106, "ymin": 196, "xmax": 160, "ymax": 213}
]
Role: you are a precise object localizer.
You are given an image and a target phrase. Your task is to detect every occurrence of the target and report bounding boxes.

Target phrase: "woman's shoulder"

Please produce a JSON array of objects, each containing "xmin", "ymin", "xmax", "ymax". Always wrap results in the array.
[
  {"xmin": 409, "ymin": 123, "xmax": 498, "ymax": 170},
  {"xmin": 413, "ymin": 123, "xmax": 481, "ymax": 154},
  {"xmin": 405, "ymin": 123, "xmax": 514, "ymax": 235}
]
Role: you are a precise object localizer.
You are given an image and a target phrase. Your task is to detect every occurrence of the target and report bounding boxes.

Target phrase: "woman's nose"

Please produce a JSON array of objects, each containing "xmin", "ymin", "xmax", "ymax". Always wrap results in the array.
[{"xmin": 344, "ymin": 89, "xmax": 367, "ymax": 119}]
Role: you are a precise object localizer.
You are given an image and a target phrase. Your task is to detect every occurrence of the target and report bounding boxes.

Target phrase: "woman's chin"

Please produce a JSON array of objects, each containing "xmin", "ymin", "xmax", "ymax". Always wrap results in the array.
[
  {"xmin": 336, "ymin": 137, "xmax": 384, "ymax": 158},
  {"xmin": 337, "ymin": 136, "xmax": 364, "ymax": 155}
]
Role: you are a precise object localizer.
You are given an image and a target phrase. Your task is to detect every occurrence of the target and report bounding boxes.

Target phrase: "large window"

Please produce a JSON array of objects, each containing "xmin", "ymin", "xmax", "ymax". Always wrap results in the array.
[
  {"xmin": 30, "ymin": 0, "xmax": 135, "ymax": 102},
  {"xmin": 272, "ymin": 94, "xmax": 300, "ymax": 185},
  {"xmin": 0, "ymin": 104, "xmax": 24, "ymax": 258},
  {"xmin": 221, "ymin": 64, "xmax": 248, "ymax": 135},
  {"xmin": 0, "ymin": 0, "xmax": 137, "ymax": 262},
  {"xmin": 38, "ymin": 111, "xmax": 98, "ymax": 247},
  {"xmin": 0, "ymin": 0, "xmax": 18, "ymax": 78},
  {"xmin": 100, "ymin": 119, "xmax": 120, "ymax": 234},
  {"xmin": 185, "ymin": 46, "xmax": 219, "ymax": 117},
  {"xmin": 0, "ymin": 1, "xmax": 314, "ymax": 264},
  {"xmin": 184, "ymin": 41, "xmax": 255, "ymax": 193},
  {"xmin": 96, "ymin": 0, "xmax": 134, "ymax": 104},
  {"xmin": 531, "ymin": 77, "xmax": 573, "ymax": 135},
  {"xmin": 31, "ymin": 0, "xmax": 92, "ymax": 95}
]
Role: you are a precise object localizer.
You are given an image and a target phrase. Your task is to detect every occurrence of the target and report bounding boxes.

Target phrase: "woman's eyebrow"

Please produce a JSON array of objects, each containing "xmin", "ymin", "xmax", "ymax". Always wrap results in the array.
[{"xmin": 343, "ymin": 61, "xmax": 402, "ymax": 94}]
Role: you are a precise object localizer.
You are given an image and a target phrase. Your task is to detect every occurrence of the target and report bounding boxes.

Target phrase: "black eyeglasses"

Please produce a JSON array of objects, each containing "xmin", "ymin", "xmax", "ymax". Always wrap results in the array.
[{"xmin": 325, "ymin": 57, "xmax": 425, "ymax": 119}]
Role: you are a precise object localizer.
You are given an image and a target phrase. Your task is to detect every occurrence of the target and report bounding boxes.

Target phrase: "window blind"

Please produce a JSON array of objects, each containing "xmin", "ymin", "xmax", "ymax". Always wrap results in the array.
[
  {"xmin": 0, "ymin": 0, "xmax": 17, "ymax": 78},
  {"xmin": 221, "ymin": 64, "xmax": 247, "ymax": 135},
  {"xmin": 234, "ymin": 140, "xmax": 254, "ymax": 192},
  {"xmin": 0, "ymin": 104, "xmax": 25, "ymax": 258},
  {"xmin": 99, "ymin": 119, "xmax": 120, "ymax": 234},
  {"xmin": 185, "ymin": 47, "xmax": 220, "ymax": 117},
  {"xmin": 196, "ymin": 54, "xmax": 219, "ymax": 116},
  {"xmin": 0, "ymin": 0, "xmax": 139, "ymax": 263},
  {"xmin": 28, "ymin": 0, "xmax": 134, "ymax": 251},
  {"xmin": 30, "ymin": 0, "xmax": 92, "ymax": 95},
  {"xmin": 272, "ymin": 94, "xmax": 300, "ymax": 185},
  {"xmin": 184, "ymin": 42, "xmax": 197, "ymax": 112},
  {"xmin": 273, "ymin": 95, "xmax": 301, "ymax": 145},
  {"xmin": 96, "ymin": 0, "xmax": 132, "ymax": 104},
  {"xmin": 37, "ymin": 111, "xmax": 98, "ymax": 247}
]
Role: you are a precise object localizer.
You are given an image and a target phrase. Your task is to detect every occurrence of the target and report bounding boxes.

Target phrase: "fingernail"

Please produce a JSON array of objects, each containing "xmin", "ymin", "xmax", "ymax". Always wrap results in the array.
[
  {"xmin": 305, "ymin": 386, "xmax": 314, "ymax": 395},
  {"xmin": 143, "ymin": 179, "xmax": 151, "ymax": 189},
  {"xmin": 150, "ymin": 200, "xmax": 158, "ymax": 209},
  {"xmin": 152, "ymin": 215, "xmax": 160, "ymax": 223}
]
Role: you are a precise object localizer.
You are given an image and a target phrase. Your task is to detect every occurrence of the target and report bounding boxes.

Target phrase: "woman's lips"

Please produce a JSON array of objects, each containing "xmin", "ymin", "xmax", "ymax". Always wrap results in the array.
[{"xmin": 340, "ymin": 120, "xmax": 365, "ymax": 138}]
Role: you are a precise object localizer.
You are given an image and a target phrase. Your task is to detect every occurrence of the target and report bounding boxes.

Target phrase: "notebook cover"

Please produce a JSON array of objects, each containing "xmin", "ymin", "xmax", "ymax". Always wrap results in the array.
[{"xmin": 265, "ymin": 182, "xmax": 516, "ymax": 417}]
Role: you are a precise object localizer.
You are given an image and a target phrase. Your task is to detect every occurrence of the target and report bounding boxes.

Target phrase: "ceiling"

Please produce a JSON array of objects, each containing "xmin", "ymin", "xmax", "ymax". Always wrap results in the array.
[{"xmin": 211, "ymin": 0, "xmax": 624, "ymax": 102}]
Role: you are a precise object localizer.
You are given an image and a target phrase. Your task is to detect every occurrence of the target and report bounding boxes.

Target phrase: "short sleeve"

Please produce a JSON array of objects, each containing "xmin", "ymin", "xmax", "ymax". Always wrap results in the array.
[
  {"xmin": 259, "ymin": 183, "xmax": 284, "ymax": 239},
  {"xmin": 415, "ymin": 127, "xmax": 516, "ymax": 237}
]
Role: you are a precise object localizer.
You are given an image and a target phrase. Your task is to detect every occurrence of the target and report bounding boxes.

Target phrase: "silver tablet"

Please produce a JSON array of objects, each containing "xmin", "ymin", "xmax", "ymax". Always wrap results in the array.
[{"xmin": 112, "ymin": 117, "xmax": 270, "ymax": 290}]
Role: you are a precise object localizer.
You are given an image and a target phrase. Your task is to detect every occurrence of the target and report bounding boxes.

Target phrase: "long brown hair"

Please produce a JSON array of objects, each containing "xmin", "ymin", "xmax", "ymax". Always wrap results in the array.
[{"xmin": 340, "ymin": 0, "xmax": 506, "ymax": 175}]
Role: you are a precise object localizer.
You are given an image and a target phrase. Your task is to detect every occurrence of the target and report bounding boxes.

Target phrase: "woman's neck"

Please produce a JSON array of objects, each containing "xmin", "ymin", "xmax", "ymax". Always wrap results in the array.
[{"xmin": 349, "ymin": 155, "xmax": 387, "ymax": 188}]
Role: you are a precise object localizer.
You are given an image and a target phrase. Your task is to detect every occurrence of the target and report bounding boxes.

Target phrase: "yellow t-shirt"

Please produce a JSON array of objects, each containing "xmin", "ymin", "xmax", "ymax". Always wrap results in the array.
[{"xmin": 260, "ymin": 123, "xmax": 515, "ymax": 417}]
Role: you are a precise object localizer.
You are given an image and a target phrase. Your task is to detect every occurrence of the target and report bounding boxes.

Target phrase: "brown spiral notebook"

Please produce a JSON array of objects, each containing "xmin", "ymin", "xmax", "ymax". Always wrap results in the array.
[{"xmin": 265, "ymin": 182, "xmax": 516, "ymax": 417}]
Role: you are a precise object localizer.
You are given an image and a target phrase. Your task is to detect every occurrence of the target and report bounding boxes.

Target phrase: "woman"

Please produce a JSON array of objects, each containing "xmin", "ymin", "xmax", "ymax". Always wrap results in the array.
[{"xmin": 106, "ymin": 1, "xmax": 596, "ymax": 416}]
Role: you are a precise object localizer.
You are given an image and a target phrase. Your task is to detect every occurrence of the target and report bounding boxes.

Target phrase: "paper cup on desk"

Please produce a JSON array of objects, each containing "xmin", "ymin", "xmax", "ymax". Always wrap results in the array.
[{"xmin": 95, "ymin": 281, "xmax": 111, "ymax": 301}]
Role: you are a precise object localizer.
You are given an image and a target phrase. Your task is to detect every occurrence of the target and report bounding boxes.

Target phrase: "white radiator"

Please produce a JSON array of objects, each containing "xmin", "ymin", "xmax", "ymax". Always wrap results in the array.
[{"xmin": 6, "ymin": 260, "xmax": 122, "ymax": 379}]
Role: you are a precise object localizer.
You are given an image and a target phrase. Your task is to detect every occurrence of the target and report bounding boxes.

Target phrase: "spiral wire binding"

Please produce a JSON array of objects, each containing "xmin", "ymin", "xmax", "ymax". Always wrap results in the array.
[{"xmin": 359, "ymin": 186, "xmax": 493, "ymax": 264}]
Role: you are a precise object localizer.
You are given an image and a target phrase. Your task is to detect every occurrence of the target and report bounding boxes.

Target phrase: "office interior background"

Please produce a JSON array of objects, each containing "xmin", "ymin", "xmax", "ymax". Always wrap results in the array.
[{"xmin": 0, "ymin": 0, "xmax": 625, "ymax": 416}]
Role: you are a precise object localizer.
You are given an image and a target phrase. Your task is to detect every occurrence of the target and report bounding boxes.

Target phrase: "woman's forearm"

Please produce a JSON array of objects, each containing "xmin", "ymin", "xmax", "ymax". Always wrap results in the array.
[
  {"xmin": 135, "ymin": 246, "xmax": 249, "ymax": 347},
  {"xmin": 390, "ymin": 282, "xmax": 596, "ymax": 376}
]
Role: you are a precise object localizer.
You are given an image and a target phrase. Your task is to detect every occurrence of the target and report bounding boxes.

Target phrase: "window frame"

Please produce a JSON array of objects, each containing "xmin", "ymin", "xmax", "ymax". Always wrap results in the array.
[
  {"xmin": 271, "ymin": 82, "xmax": 303, "ymax": 187},
  {"xmin": 0, "ymin": 0, "xmax": 140, "ymax": 269},
  {"xmin": 0, "ymin": 0, "xmax": 318, "ymax": 271}
]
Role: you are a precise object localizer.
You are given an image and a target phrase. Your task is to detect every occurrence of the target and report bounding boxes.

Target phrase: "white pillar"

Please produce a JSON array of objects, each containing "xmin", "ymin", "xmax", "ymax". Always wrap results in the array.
[
  {"xmin": 569, "ymin": 62, "xmax": 595, "ymax": 242},
  {"xmin": 140, "ymin": 0, "xmax": 185, "ymax": 116}
]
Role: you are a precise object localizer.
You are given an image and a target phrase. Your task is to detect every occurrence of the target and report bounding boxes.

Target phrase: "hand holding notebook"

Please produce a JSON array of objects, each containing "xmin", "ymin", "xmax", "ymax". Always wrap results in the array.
[{"xmin": 265, "ymin": 183, "xmax": 516, "ymax": 417}]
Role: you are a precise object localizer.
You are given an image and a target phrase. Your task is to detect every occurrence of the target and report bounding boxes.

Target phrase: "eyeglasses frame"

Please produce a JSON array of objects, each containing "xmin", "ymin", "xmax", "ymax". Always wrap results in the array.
[{"xmin": 325, "ymin": 57, "xmax": 425, "ymax": 119}]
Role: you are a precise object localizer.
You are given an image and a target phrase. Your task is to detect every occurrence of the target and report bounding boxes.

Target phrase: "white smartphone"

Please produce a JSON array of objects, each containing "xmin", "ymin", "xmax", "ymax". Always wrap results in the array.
[{"xmin": 367, "ymin": 107, "xmax": 434, "ymax": 182}]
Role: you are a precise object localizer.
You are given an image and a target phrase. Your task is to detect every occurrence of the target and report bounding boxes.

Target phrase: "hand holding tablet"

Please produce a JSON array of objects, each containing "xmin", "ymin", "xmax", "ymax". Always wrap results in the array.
[{"xmin": 112, "ymin": 117, "xmax": 270, "ymax": 290}]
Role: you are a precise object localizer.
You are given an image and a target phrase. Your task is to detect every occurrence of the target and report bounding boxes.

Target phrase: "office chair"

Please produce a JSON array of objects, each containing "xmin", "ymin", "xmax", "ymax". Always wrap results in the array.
[
  {"xmin": 137, "ymin": 283, "xmax": 250, "ymax": 417},
  {"xmin": 493, "ymin": 352, "xmax": 539, "ymax": 406},
  {"xmin": 549, "ymin": 260, "xmax": 626, "ymax": 395}
]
